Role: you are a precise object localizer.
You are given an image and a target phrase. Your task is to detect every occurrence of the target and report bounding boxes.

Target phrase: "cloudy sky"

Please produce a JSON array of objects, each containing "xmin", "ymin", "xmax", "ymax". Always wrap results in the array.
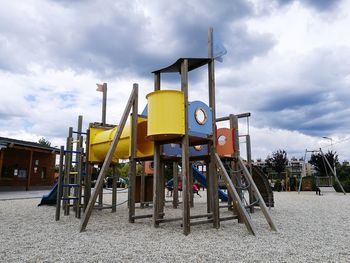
[{"xmin": 1, "ymin": 0, "xmax": 349, "ymax": 161}]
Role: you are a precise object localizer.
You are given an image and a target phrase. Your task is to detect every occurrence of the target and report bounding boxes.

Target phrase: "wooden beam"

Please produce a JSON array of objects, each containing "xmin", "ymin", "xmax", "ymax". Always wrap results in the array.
[
  {"xmin": 173, "ymin": 162, "xmax": 179, "ymax": 208},
  {"xmin": 216, "ymin": 112, "xmax": 251, "ymax": 122},
  {"xmin": 152, "ymin": 72, "xmax": 161, "ymax": 228},
  {"xmin": 84, "ymin": 128, "xmax": 92, "ymax": 211},
  {"xmin": 237, "ymin": 156, "xmax": 278, "ymax": 231},
  {"xmin": 215, "ymin": 153, "xmax": 256, "ymax": 235},
  {"xmin": 181, "ymin": 59, "xmax": 191, "ymax": 235},
  {"xmin": 208, "ymin": 27, "xmax": 219, "ymax": 229},
  {"xmin": 79, "ymin": 85, "xmax": 138, "ymax": 232},
  {"xmin": 26, "ymin": 150, "xmax": 34, "ymax": 191},
  {"xmin": 55, "ymin": 146, "xmax": 65, "ymax": 221},
  {"xmin": 0, "ymin": 149, "xmax": 4, "ymax": 178},
  {"xmin": 111, "ymin": 164, "xmax": 117, "ymax": 213},
  {"xmin": 129, "ymin": 83, "xmax": 138, "ymax": 223},
  {"xmin": 140, "ymin": 162, "xmax": 145, "ymax": 208},
  {"xmin": 230, "ymin": 114, "xmax": 243, "ymax": 221}
]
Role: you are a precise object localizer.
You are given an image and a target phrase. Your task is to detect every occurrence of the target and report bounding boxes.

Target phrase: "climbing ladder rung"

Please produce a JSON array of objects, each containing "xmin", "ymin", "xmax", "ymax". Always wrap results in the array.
[
  {"xmin": 61, "ymin": 196, "xmax": 79, "ymax": 200},
  {"xmin": 69, "ymin": 172, "xmax": 78, "ymax": 175},
  {"xmin": 62, "ymin": 184, "xmax": 80, "ymax": 188},
  {"xmin": 64, "ymin": 150, "xmax": 82, "ymax": 154},
  {"xmin": 71, "ymin": 140, "xmax": 80, "ymax": 144},
  {"xmin": 72, "ymin": 131, "xmax": 87, "ymax": 135}
]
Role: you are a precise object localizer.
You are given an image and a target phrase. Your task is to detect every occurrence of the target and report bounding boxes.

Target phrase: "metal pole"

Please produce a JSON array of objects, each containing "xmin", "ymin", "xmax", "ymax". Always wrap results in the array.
[{"xmin": 102, "ymin": 83, "xmax": 107, "ymax": 126}]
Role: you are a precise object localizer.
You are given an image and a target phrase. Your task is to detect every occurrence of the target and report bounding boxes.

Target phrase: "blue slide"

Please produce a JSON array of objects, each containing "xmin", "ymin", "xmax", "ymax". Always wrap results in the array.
[
  {"xmin": 38, "ymin": 182, "xmax": 58, "ymax": 206},
  {"xmin": 192, "ymin": 166, "xmax": 228, "ymax": 202}
]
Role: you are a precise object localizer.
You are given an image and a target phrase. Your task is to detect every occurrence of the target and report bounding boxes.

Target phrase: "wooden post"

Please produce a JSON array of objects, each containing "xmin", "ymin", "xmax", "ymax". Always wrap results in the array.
[
  {"xmin": 140, "ymin": 162, "xmax": 145, "ymax": 208},
  {"xmin": 153, "ymin": 142, "xmax": 161, "ymax": 227},
  {"xmin": 159, "ymin": 161, "xmax": 165, "ymax": 216},
  {"xmin": 98, "ymin": 164, "xmax": 103, "ymax": 210},
  {"xmin": 246, "ymin": 134, "xmax": 254, "ymax": 213},
  {"xmin": 64, "ymin": 128, "xmax": 73, "ymax": 215},
  {"xmin": 190, "ymin": 162, "xmax": 194, "ymax": 208},
  {"xmin": 208, "ymin": 27, "xmax": 219, "ymax": 229},
  {"xmin": 173, "ymin": 162, "xmax": 179, "ymax": 208},
  {"xmin": 80, "ymin": 85, "xmax": 137, "ymax": 232},
  {"xmin": 215, "ymin": 153, "xmax": 256, "ymax": 235},
  {"xmin": 205, "ymin": 162, "xmax": 212, "ymax": 215},
  {"xmin": 0, "ymin": 149, "xmax": 4, "ymax": 179},
  {"xmin": 26, "ymin": 150, "xmax": 33, "ymax": 191},
  {"xmin": 111, "ymin": 164, "xmax": 117, "ymax": 213},
  {"xmin": 238, "ymin": 156, "xmax": 278, "ymax": 231},
  {"xmin": 230, "ymin": 114, "xmax": 243, "ymax": 222},
  {"xmin": 76, "ymin": 115, "xmax": 83, "ymax": 218},
  {"xmin": 84, "ymin": 128, "xmax": 92, "ymax": 211},
  {"xmin": 181, "ymin": 59, "xmax": 191, "ymax": 235},
  {"xmin": 129, "ymin": 83, "xmax": 138, "ymax": 223},
  {"xmin": 152, "ymin": 72, "xmax": 161, "ymax": 228},
  {"xmin": 55, "ymin": 146, "xmax": 65, "ymax": 221}
]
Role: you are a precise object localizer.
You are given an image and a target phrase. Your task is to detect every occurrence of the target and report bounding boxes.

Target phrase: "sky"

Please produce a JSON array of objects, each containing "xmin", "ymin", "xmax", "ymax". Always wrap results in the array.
[{"xmin": 0, "ymin": 0, "xmax": 349, "ymax": 162}]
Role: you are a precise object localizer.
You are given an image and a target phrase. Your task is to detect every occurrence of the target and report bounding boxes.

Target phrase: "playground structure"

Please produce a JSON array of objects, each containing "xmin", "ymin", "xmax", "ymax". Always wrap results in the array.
[
  {"xmin": 298, "ymin": 149, "xmax": 346, "ymax": 195},
  {"xmin": 54, "ymin": 28, "xmax": 278, "ymax": 236}
]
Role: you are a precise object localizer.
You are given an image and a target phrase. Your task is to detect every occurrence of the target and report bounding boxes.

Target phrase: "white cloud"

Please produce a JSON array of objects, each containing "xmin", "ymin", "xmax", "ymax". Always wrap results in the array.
[{"xmin": 0, "ymin": 0, "xmax": 349, "ymax": 163}]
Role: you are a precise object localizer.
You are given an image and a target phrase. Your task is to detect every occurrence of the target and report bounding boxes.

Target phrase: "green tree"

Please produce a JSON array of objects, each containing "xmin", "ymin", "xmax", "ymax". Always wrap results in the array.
[
  {"xmin": 38, "ymin": 137, "xmax": 51, "ymax": 147},
  {"xmin": 309, "ymin": 150, "xmax": 338, "ymax": 177},
  {"xmin": 266, "ymin": 149, "xmax": 288, "ymax": 180},
  {"xmin": 336, "ymin": 162, "xmax": 350, "ymax": 181}
]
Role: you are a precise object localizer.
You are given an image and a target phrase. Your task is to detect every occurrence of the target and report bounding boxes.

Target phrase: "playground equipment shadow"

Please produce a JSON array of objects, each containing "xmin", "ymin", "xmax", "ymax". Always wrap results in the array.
[{"xmin": 0, "ymin": 191, "xmax": 349, "ymax": 262}]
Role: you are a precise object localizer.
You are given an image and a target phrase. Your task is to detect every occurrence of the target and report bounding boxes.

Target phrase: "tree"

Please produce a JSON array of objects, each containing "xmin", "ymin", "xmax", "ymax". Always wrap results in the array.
[
  {"xmin": 266, "ymin": 149, "xmax": 288, "ymax": 180},
  {"xmin": 38, "ymin": 137, "xmax": 51, "ymax": 147},
  {"xmin": 309, "ymin": 150, "xmax": 338, "ymax": 177}
]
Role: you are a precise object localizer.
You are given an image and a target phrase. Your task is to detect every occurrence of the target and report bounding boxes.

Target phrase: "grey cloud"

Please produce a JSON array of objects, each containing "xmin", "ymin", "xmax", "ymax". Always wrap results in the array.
[
  {"xmin": 276, "ymin": 0, "xmax": 342, "ymax": 11},
  {"xmin": 0, "ymin": 0, "xmax": 258, "ymax": 78}
]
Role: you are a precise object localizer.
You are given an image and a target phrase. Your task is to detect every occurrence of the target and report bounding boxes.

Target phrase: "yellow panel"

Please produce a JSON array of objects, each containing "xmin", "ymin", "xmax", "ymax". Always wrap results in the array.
[{"xmin": 146, "ymin": 90, "xmax": 185, "ymax": 141}]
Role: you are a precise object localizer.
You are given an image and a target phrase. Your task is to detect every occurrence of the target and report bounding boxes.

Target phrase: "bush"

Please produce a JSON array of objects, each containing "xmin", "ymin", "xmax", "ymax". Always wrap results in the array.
[{"xmin": 334, "ymin": 180, "xmax": 350, "ymax": 193}]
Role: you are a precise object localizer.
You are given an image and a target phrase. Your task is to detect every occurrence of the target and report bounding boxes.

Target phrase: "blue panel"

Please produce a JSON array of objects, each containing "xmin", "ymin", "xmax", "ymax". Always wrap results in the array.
[
  {"xmin": 163, "ymin": 143, "xmax": 181, "ymax": 157},
  {"xmin": 163, "ymin": 143, "xmax": 208, "ymax": 157},
  {"xmin": 188, "ymin": 101, "xmax": 212, "ymax": 137},
  {"xmin": 189, "ymin": 144, "xmax": 208, "ymax": 156}
]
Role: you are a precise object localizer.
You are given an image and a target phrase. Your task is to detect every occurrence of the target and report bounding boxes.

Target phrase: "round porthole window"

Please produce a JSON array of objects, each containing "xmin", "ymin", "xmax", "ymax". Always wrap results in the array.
[
  {"xmin": 218, "ymin": 135, "xmax": 227, "ymax": 146},
  {"xmin": 194, "ymin": 145, "xmax": 203, "ymax": 151},
  {"xmin": 194, "ymin": 108, "xmax": 207, "ymax": 125}
]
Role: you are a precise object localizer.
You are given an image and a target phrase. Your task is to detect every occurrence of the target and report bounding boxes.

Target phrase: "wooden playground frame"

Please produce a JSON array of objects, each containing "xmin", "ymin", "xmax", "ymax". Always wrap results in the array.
[{"xmin": 55, "ymin": 28, "xmax": 278, "ymax": 236}]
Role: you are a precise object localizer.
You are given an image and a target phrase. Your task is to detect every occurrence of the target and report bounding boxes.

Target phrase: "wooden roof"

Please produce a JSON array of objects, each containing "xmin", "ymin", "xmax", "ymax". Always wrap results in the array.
[{"xmin": 152, "ymin": 58, "xmax": 211, "ymax": 74}]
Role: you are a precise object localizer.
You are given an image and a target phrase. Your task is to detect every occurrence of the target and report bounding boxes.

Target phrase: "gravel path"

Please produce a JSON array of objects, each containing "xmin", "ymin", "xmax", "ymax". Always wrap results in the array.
[{"xmin": 0, "ymin": 190, "xmax": 349, "ymax": 262}]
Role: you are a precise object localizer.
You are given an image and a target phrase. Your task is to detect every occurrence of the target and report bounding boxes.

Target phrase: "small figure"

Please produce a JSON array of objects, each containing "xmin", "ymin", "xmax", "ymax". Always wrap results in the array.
[{"xmin": 192, "ymin": 183, "xmax": 201, "ymax": 197}]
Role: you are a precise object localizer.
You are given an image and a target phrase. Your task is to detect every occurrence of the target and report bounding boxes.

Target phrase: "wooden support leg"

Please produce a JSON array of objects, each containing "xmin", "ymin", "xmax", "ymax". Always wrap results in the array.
[
  {"xmin": 112, "ymin": 165, "xmax": 117, "ymax": 213},
  {"xmin": 206, "ymin": 162, "xmax": 212, "ymax": 215},
  {"xmin": 190, "ymin": 162, "xmax": 194, "ymax": 208},
  {"xmin": 173, "ymin": 162, "xmax": 179, "ymax": 209},
  {"xmin": 140, "ymin": 163, "xmax": 145, "ymax": 208},
  {"xmin": 153, "ymin": 142, "xmax": 161, "ymax": 228}
]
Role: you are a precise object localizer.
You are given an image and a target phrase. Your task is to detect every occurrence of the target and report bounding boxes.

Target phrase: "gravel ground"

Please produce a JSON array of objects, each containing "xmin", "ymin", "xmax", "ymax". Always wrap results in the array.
[{"xmin": 0, "ymin": 190, "xmax": 349, "ymax": 263}]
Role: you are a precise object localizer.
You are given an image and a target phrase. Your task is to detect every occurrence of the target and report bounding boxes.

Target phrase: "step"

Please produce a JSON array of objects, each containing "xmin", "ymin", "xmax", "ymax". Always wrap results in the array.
[{"xmin": 62, "ymin": 184, "xmax": 80, "ymax": 188}]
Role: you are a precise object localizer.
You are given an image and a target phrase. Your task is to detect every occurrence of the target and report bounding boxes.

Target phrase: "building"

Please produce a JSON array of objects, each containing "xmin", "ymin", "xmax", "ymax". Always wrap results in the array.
[{"xmin": 0, "ymin": 137, "xmax": 59, "ymax": 190}]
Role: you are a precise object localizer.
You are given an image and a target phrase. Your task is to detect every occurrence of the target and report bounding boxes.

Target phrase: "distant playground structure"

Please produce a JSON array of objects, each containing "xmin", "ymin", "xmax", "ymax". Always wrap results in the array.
[{"xmin": 52, "ymin": 28, "xmax": 278, "ymax": 236}]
